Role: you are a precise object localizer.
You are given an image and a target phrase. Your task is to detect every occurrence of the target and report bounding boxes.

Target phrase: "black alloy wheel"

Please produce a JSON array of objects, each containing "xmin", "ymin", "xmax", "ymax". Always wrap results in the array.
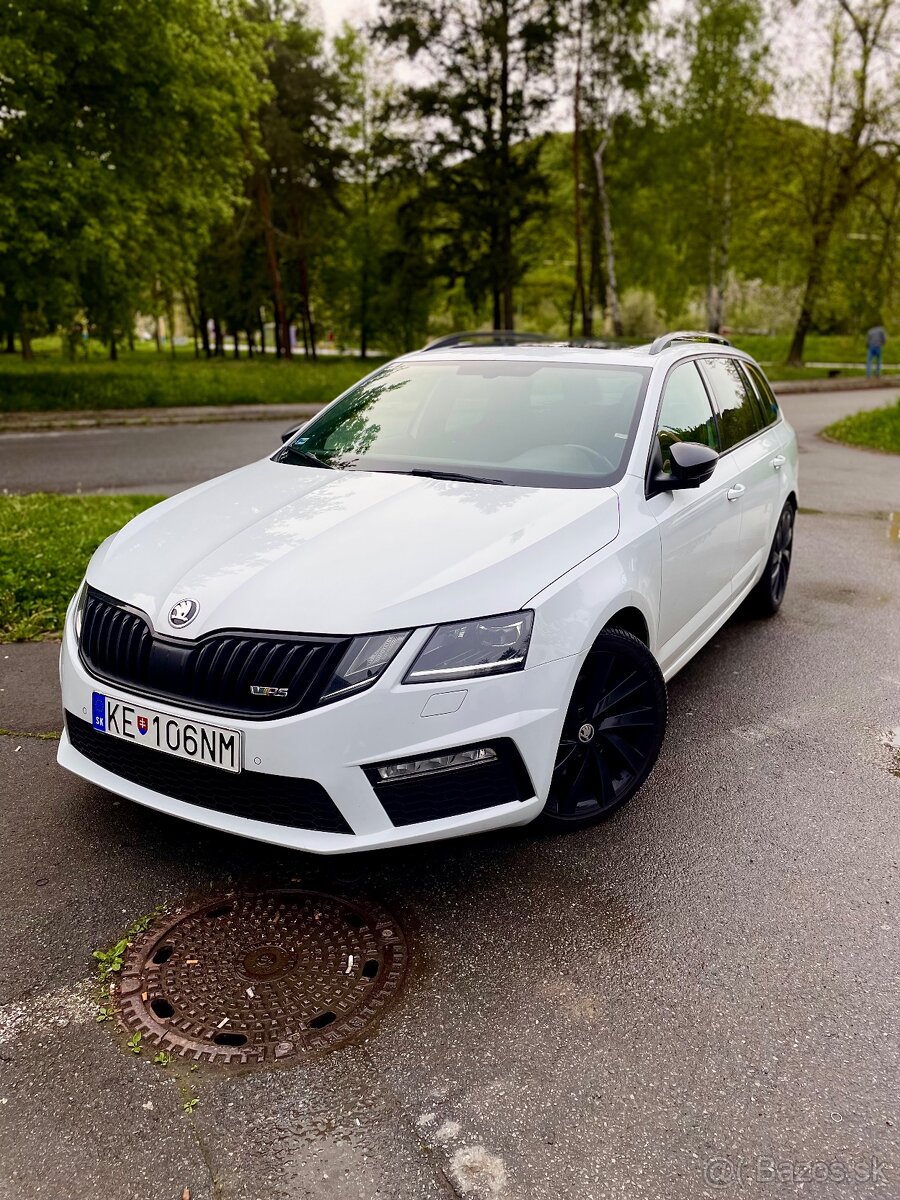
[
  {"xmin": 539, "ymin": 627, "xmax": 667, "ymax": 829},
  {"xmin": 749, "ymin": 501, "xmax": 795, "ymax": 616}
]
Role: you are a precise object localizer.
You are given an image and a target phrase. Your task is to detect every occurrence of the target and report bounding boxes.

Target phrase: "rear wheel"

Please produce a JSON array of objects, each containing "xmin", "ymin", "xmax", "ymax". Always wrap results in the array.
[
  {"xmin": 539, "ymin": 628, "xmax": 667, "ymax": 830},
  {"xmin": 748, "ymin": 501, "xmax": 794, "ymax": 617}
]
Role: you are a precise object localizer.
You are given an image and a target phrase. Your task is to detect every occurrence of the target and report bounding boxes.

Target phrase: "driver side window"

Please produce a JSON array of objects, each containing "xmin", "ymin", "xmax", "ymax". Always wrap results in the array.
[{"xmin": 655, "ymin": 362, "xmax": 720, "ymax": 474}]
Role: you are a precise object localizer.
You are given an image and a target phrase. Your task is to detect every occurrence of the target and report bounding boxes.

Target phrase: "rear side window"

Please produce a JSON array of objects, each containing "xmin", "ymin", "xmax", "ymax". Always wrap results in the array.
[
  {"xmin": 655, "ymin": 361, "xmax": 720, "ymax": 474},
  {"xmin": 741, "ymin": 362, "xmax": 780, "ymax": 426},
  {"xmin": 701, "ymin": 357, "xmax": 764, "ymax": 450}
]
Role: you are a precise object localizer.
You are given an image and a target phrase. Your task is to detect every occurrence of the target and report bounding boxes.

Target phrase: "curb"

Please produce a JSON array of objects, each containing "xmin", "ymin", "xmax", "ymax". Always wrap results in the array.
[
  {"xmin": 772, "ymin": 375, "xmax": 900, "ymax": 395},
  {"xmin": 0, "ymin": 402, "xmax": 322, "ymax": 435},
  {"xmin": 1, "ymin": 376, "xmax": 898, "ymax": 435}
]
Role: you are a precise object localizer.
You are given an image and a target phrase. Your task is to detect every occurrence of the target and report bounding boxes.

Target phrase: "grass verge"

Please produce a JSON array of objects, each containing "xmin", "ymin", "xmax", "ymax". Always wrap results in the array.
[
  {"xmin": 820, "ymin": 398, "xmax": 900, "ymax": 454},
  {"xmin": 0, "ymin": 355, "xmax": 383, "ymax": 414},
  {"xmin": 0, "ymin": 494, "xmax": 162, "ymax": 640}
]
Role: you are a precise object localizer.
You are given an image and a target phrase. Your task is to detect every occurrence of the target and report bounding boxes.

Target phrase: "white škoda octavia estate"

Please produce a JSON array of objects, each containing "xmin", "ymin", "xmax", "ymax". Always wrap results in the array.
[{"xmin": 59, "ymin": 331, "xmax": 798, "ymax": 853}]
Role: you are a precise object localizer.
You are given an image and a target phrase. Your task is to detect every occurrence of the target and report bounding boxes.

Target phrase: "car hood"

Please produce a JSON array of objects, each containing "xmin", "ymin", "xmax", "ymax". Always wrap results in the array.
[{"xmin": 88, "ymin": 458, "xmax": 620, "ymax": 635}]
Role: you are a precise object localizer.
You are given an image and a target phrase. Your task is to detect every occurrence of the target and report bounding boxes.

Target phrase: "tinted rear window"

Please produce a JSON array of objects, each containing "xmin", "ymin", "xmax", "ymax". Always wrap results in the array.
[{"xmin": 701, "ymin": 357, "xmax": 764, "ymax": 450}]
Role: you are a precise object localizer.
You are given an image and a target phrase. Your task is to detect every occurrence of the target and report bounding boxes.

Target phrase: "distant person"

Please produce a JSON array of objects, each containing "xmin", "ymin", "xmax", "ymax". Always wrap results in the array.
[{"xmin": 866, "ymin": 323, "xmax": 887, "ymax": 378}]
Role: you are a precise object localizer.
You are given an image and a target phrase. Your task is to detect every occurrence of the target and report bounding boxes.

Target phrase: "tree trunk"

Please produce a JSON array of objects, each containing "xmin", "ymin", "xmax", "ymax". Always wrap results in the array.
[
  {"xmin": 256, "ymin": 173, "xmax": 291, "ymax": 359},
  {"xmin": 109, "ymin": 333, "xmax": 118, "ymax": 362},
  {"xmin": 246, "ymin": 328, "xmax": 254, "ymax": 358},
  {"xmin": 166, "ymin": 298, "xmax": 177, "ymax": 359},
  {"xmin": 232, "ymin": 329, "xmax": 240, "ymax": 360},
  {"xmin": 587, "ymin": 176, "xmax": 603, "ymax": 332},
  {"xmin": 4, "ymin": 330, "xmax": 15, "ymax": 354},
  {"xmin": 213, "ymin": 317, "xmax": 224, "ymax": 357},
  {"xmin": 706, "ymin": 161, "xmax": 731, "ymax": 334},
  {"xmin": 295, "ymin": 238, "xmax": 317, "ymax": 360},
  {"xmin": 154, "ymin": 315, "xmax": 162, "ymax": 353},
  {"xmin": 258, "ymin": 310, "xmax": 266, "ymax": 356},
  {"xmin": 788, "ymin": 225, "xmax": 831, "ymax": 366},
  {"xmin": 499, "ymin": 0, "xmax": 514, "ymax": 331},
  {"xmin": 20, "ymin": 325, "xmax": 33, "ymax": 361},
  {"xmin": 198, "ymin": 289, "xmax": 211, "ymax": 359},
  {"xmin": 181, "ymin": 289, "xmax": 200, "ymax": 359},
  {"xmin": 592, "ymin": 136, "xmax": 622, "ymax": 338},
  {"xmin": 571, "ymin": 0, "xmax": 588, "ymax": 339}
]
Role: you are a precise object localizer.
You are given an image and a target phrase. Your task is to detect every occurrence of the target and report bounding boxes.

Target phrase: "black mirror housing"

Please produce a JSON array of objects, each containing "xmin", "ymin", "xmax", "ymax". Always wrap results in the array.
[
  {"xmin": 281, "ymin": 422, "xmax": 304, "ymax": 444},
  {"xmin": 651, "ymin": 441, "xmax": 719, "ymax": 494}
]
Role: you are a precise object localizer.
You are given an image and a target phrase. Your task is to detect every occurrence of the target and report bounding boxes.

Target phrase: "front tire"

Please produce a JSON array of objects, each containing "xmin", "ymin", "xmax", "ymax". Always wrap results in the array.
[
  {"xmin": 539, "ymin": 628, "xmax": 667, "ymax": 830},
  {"xmin": 748, "ymin": 500, "xmax": 794, "ymax": 617}
]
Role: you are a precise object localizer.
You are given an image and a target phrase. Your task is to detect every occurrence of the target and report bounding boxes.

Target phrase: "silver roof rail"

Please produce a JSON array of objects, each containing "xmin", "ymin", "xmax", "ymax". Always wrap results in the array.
[
  {"xmin": 423, "ymin": 330, "xmax": 552, "ymax": 350},
  {"xmin": 649, "ymin": 330, "xmax": 733, "ymax": 355}
]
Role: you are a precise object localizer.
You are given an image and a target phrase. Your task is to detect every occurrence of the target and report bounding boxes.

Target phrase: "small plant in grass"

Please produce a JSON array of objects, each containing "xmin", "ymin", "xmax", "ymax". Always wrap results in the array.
[
  {"xmin": 154, "ymin": 1050, "xmax": 172, "ymax": 1066},
  {"xmin": 93, "ymin": 904, "xmax": 167, "ymax": 982},
  {"xmin": 95, "ymin": 1006, "xmax": 112, "ymax": 1023},
  {"xmin": 183, "ymin": 1097, "xmax": 199, "ymax": 1114},
  {"xmin": 93, "ymin": 939, "xmax": 129, "ymax": 982},
  {"xmin": 126, "ymin": 1032, "xmax": 142, "ymax": 1055}
]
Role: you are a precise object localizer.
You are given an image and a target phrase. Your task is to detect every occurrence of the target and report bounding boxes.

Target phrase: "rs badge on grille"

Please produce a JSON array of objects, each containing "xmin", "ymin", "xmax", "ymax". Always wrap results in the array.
[{"xmin": 250, "ymin": 685, "xmax": 289, "ymax": 698}]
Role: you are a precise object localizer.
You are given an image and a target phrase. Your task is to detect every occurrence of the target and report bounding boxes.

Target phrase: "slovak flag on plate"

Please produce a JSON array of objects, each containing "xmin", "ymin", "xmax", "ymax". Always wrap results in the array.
[{"xmin": 137, "ymin": 715, "xmax": 149, "ymax": 736}]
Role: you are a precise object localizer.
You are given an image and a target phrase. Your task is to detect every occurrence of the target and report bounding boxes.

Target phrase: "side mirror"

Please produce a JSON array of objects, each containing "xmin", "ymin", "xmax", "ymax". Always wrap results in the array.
[
  {"xmin": 651, "ymin": 441, "xmax": 719, "ymax": 493},
  {"xmin": 281, "ymin": 422, "xmax": 305, "ymax": 444}
]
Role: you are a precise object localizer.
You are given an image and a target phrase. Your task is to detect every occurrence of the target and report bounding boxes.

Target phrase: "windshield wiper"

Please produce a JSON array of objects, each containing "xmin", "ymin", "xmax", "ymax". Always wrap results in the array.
[
  {"xmin": 406, "ymin": 468, "xmax": 506, "ymax": 485},
  {"xmin": 279, "ymin": 445, "xmax": 335, "ymax": 469}
]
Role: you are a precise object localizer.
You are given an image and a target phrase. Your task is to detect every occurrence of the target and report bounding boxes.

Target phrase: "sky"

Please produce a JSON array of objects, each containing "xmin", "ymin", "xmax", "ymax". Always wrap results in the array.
[
  {"xmin": 312, "ymin": 0, "xmax": 375, "ymax": 33},
  {"xmin": 306, "ymin": 0, "xmax": 854, "ymax": 129}
]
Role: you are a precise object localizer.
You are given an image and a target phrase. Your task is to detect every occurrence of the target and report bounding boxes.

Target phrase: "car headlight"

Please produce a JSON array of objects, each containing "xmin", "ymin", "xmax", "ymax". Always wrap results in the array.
[
  {"xmin": 319, "ymin": 630, "xmax": 412, "ymax": 703},
  {"xmin": 72, "ymin": 580, "xmax": 89, "ymax": 640},
  {"xmin": 404, "ymin": 611, "xmax": 533, "ymax": 684}
]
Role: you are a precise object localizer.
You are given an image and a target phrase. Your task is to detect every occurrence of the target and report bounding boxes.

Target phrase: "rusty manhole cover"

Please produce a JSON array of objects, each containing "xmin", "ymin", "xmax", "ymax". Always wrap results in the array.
[{"xmin": 115, "ymin": 889, "xmax": 407, "ymax": 1065}]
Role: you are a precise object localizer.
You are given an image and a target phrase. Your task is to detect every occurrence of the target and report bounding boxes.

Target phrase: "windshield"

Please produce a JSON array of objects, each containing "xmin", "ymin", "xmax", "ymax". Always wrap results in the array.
[{"xmin": 275, "ymin": 358, "xmax": 651, "ymax": 489}]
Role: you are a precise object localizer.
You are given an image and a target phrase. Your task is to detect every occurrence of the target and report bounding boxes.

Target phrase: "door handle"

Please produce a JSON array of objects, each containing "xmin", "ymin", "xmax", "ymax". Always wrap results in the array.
[
  {"xmin": 771, "ymin": 454, "xmax": 786, "ymax": 470},
  {"xmin": 726, "ymin": 484, "xmax": 745, "ymax": 502}
]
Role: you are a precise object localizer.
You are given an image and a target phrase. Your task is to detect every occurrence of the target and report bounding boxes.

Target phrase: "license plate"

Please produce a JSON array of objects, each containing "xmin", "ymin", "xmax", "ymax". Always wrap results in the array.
[{"xmin": 91, "ymin": 692, "xmax": 241, "ymax": 773}]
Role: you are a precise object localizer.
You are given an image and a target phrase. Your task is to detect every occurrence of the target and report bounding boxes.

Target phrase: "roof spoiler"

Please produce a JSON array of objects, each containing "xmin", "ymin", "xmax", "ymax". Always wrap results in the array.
[{"xmin": 649, "ymin": 331, "xmax": 733, "ymax": 354}]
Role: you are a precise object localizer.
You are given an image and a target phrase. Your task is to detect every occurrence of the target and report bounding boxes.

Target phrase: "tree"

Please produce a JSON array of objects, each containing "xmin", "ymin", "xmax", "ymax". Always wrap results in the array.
[
  {"xmin": 786, "ymin": 0, "xmax": 900, "ymax": 364},
  {"xmin": 0, "ymin": 0, "xmax": 265, "ymax": 358},
  {"xmin": 248, "ymin": 2, "xmax": 350, "ymax": 359},
  {"xmin": 671, "ymin": 0, "xmax": 769, "ymax": 333},
  {"xmin": 572, "ymin": 0, "xmax": 654, "ymax": 337},
  {"xmin": 324, "ymin": 25, "xmax": 433, "ymax": 355},
  {"xmin": 378, "ymin": 0, "xmax": 560, "ymax": 329}
]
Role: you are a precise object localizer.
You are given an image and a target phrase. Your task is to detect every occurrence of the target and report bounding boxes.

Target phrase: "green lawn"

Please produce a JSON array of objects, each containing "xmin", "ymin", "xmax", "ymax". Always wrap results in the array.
[
  {"xmin": 0, "ymin": 353, "xmax": 383, "ymax": 414},
  {"xmin": 729, "ymin": 333, "xmax": 871, "ymax": 365},
  {"xmin": 0, "ymin": 333, "xmax": 892, "ymax": 416},
  {"xmin": 0, "ymin": 494, "xmax": 162, "ymax": 640},
  {"xmin": 820, "ymin": 398, "xmax": 900, "ymax": 455}
]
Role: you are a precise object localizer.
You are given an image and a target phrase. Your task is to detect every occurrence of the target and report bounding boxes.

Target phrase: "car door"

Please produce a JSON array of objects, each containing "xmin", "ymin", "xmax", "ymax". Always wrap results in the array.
[
  {"xmin": 698, "ymin": 356, "xmax": 782, "ymax": 595},
  {"xmin": 646, "ymin": 359, "xmax": 744, "ymax": 670}
]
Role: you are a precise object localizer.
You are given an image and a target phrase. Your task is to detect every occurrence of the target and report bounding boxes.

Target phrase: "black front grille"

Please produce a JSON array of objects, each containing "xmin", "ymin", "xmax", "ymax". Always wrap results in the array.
[
  {"xmin": 79, "ymin": 588, "xmax": 351, "ymax": 720},
  {"xmin": 66, "ymin": 712, "xmax": 352, "ymax": 834},
  {"xmin": 364, "ymin": 739, "xmax": 534, "ymax": 827}
]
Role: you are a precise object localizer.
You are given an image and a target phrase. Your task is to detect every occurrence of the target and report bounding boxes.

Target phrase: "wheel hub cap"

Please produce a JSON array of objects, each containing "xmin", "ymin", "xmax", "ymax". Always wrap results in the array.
[{"xmin": 577, "ymin": 723, "xmax": 595, "ymax": 743}]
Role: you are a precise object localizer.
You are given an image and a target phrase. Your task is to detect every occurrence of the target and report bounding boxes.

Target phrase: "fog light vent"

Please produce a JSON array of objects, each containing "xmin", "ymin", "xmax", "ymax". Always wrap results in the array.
[{"xmin": 376, "ymin": 746, "xmax": 496, "ymax": 782}]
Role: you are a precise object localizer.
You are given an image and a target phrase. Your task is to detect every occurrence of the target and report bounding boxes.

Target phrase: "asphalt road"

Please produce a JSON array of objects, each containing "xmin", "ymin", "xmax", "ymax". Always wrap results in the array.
[
  {"xmin": 0, "ymin": 384, "xmax": 897, "ymax": 498},
  {"xmin": 0, "ymin": 389, "xmax": 899, "ymax": 1199}
]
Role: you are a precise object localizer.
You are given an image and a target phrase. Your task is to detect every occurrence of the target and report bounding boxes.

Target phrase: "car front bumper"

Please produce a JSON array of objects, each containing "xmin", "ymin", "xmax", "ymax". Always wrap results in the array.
[{"xmin": 57, "ymin": 615, "xmax": 579, "ymax": 854}]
